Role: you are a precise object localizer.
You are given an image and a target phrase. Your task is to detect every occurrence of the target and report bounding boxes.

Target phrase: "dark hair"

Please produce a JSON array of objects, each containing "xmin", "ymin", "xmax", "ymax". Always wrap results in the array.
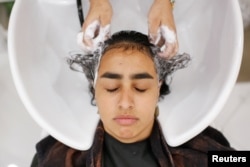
[{"xmin": 68, "ymin": 31, "xmax": 190, "ymax": 105}]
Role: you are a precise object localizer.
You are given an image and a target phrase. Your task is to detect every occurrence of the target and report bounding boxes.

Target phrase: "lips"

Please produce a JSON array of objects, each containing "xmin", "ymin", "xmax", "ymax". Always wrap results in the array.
[{"xmin": 113, "ymin": 116, "xmax": 139, "ymax": 126}]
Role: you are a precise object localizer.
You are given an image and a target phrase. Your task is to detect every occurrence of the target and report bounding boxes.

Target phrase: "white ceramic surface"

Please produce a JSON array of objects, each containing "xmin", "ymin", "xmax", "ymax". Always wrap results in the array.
[
  {"xmin": 0, "ymin": 25, "xmax": 41, "ymax": 167},
  {"xmin": 8, "ymin": 0, "xmax": 243, "ymax": 150},
  {"xmin": 213, "ymin": 82, "xmax": 250, "ymax": 150}
]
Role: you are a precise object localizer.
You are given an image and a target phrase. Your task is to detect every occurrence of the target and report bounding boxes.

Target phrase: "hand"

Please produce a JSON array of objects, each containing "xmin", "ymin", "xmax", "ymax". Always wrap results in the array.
[
  {"xmin": 148, "ymin": 0, "xmax": 178, "ymax": 58},
  {"xmin": 78, "ymin": 0, "xmax": 113, "ymax": 53}
]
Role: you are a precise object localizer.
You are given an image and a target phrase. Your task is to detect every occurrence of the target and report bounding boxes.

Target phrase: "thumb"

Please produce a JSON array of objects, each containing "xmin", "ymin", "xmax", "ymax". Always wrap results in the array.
[{"xmin": 148, "ymin": 20, "xmax": 161, "ymax": 45}]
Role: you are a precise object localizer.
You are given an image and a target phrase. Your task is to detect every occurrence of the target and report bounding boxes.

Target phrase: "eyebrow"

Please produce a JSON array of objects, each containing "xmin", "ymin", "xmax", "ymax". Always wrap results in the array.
[
  {"xmin": 131, "ymin": 73, "xmax": 154, "ymax": 79},
  {"xmin": 100, "ymin": 72, "xmax": 154, "ymax": 80},
  {"xmin": 101, "ymin": 72, "xmax": 122, "ymax": 79}
]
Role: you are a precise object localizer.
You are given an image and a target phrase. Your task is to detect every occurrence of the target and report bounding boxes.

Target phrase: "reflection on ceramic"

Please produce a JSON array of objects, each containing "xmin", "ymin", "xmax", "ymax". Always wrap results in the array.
[
  {"xmin": 0, "ymin": 25, "xmax": 41, "ymax": 167},
  {"xmin": 8, "ymin": 0, "xmax": 243, "ymax": 150},
  {"xmin": 213, "ymin": 82, "xmax": 250, "ymax": 150}
]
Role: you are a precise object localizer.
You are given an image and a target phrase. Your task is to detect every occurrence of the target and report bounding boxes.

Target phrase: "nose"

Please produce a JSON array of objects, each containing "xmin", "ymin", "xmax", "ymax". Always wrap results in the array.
[{"xmin": 118, "ymin": 89, "xmax": 134, "ymax": 110}]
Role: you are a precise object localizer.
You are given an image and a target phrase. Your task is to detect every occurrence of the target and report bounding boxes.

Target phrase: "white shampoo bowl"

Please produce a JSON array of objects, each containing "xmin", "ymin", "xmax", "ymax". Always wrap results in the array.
[{"xmin": 8, "ymin": 0, "xmax": 243, "ymax": 150}]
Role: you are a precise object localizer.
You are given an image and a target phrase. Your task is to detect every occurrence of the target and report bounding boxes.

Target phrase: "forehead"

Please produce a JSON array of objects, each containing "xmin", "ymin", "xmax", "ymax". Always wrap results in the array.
[{"xmin": 98, "ymin": 47, "xmax": 156, "ymax": 74}]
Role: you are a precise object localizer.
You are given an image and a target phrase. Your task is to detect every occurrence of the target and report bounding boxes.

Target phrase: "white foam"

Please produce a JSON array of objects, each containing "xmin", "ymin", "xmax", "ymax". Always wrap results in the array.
[{"xmin": 77, "ymin": 21, "xmax": 111, "ymax": 53}]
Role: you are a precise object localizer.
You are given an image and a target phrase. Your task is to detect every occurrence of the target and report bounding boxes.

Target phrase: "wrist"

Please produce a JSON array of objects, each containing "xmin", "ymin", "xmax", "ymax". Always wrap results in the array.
[
  {"xmin": 154, "ymin": 0, "xmax": 175, "ymax": 8},
  {"xmin": 89, "ymin": 0, "xmax": 111, "ymax": 9},
  {"xmin": 90, "ymin": 0, "xmax": 110, "ymax": 3},
  {"xmin": 170, "ymin": 0, "xmax": 175, "ymax": 8}
]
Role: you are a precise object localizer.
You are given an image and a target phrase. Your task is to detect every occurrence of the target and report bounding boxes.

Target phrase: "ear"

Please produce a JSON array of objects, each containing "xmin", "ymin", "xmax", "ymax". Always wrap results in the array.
[
  {"xmin": 158, "ymin": 80, "xmax": 163, "ymax": 88},
  {"xmin": 158, "ymin": 80, "xmax": 163, "ymax": 96}
]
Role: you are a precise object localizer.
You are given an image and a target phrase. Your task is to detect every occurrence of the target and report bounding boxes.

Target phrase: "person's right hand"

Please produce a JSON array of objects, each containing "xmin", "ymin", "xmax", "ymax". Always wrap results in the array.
[
  {"xmin": 148, "ymin": 0, "xmax": 178, "ymax": 59},
  {"xmin": 78, "ymin": 0, "xmax": 113, "ymax": 53}
]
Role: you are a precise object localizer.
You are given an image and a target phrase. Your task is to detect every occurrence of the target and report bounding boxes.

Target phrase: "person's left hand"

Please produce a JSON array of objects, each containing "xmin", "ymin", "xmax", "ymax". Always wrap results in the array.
[{"xmin": 148, "ymin": 0, "xmax": 178, "ymax": 59}]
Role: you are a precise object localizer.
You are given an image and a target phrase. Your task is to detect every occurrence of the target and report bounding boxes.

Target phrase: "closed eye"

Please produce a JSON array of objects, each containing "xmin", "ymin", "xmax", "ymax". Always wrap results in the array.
[
  {"xmin": 106, "ymin": 88, "xmax": 119, "ymax": 93},
  {"xmin": 135, "ymin": 88, "xmax": 147, "ymax": 93}
]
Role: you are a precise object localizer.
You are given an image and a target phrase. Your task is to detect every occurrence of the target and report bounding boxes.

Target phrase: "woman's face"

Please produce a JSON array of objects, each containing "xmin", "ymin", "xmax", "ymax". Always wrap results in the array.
[{"xmin": 95, "ymin": 47, "xmax": 160, "ymax": 143}]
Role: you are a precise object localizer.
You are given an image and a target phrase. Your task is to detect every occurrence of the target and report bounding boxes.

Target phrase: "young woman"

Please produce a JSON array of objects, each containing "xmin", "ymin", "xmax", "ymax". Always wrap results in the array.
[{"xmin": 31, "ymin": 31, "xmax": 233, "ymax": 167}]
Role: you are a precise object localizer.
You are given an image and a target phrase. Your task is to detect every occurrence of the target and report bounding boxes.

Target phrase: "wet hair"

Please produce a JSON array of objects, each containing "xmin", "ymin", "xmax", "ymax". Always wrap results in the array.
[{"xmin": 67, "ymin": 31, "xmax": 190, "ymax": 105}]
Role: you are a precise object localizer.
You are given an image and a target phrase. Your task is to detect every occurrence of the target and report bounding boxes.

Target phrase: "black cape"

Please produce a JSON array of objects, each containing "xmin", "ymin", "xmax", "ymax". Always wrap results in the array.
[{"xmin": 31, "ymin": 120, "xmax": 233, "ymax": 167}]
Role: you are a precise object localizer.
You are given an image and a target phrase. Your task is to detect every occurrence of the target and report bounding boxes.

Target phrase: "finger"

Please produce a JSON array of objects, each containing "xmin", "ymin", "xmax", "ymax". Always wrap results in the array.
[
  {"xmin": 149, "ymin": 28, "xmax": 161, "ymax": 45},
  {"xmin": 77, "ymin": 25, "xmax": 111, "ymax": 53},
  {"xmin": 148, "ymin": 12, "xmax": 160, "ymax": 34},
  {"xmin": 160, "ymin": 25, "xmax": 176, "ymax": 44},
  {"xmin": 82, "ymin": 15, "xmax": 98, "ymax": 32},
  {"xmin": 148, "ymin": 18, "xmax": 161, "ymax": 44},
  {"xmin": 100, "ymin": 24, "xmax": 111, "ymax": 40},
  {"xmin": 83, "ymin": 37, "xmax": 93, "ymax": 48},
  {"xmin": 159, "ymin": 42, "xmax": 178, "ymax": 58},
  {"xmin": 92, "ymin": 24, "xmax": 111, "ymax": 46},
  {"xmin": 157, "ymin": 25, "xmax": 178, "ymax": 58},
  {"xmin": 81, "ymin": 24, "xmax": 111, "ymax": 53},
  {"xmin": 155, "ymin": 35, "xmax": 165, "ymax": 47},
  {"xmin": 77, "ymin": 32, "xmax": 92, "ymax": 53},
  {"xmin": 83, "ymin": 20, "xmax": 100, "ymax": 39},
  {"xmin": 77, "ymin": 21, "xmax": 100, "ymax": 53},
  {"xmin": 82, "ymin": 20, "xmax": 100, "ymax": 50}
]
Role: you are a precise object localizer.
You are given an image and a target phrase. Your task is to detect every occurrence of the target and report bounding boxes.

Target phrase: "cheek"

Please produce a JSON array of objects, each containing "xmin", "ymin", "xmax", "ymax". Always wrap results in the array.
[
  {"xmin": 138, "ymin": 100, "xmax": 157, "ymax": 115},
  {"xmin": 95, "ymin": 90, "xmax": 115, "ymax": 119},
  {"xmin": 135, "ymin": 91, "xmax": 159, "ymax": 113},
  {"xmin": 96, "ymin": 95, "xmax": 111, "ymax": 112},
  {"xmin": 96, "ymin": 101, "xmax": 112, "ymax": 123},
  {"xmin": 145, "ymin": 87, "xmax": 160, "ymax": 103},
  {"xmin": 95, "ymin": 89, "xmax": 115, "ymax": 106}
]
